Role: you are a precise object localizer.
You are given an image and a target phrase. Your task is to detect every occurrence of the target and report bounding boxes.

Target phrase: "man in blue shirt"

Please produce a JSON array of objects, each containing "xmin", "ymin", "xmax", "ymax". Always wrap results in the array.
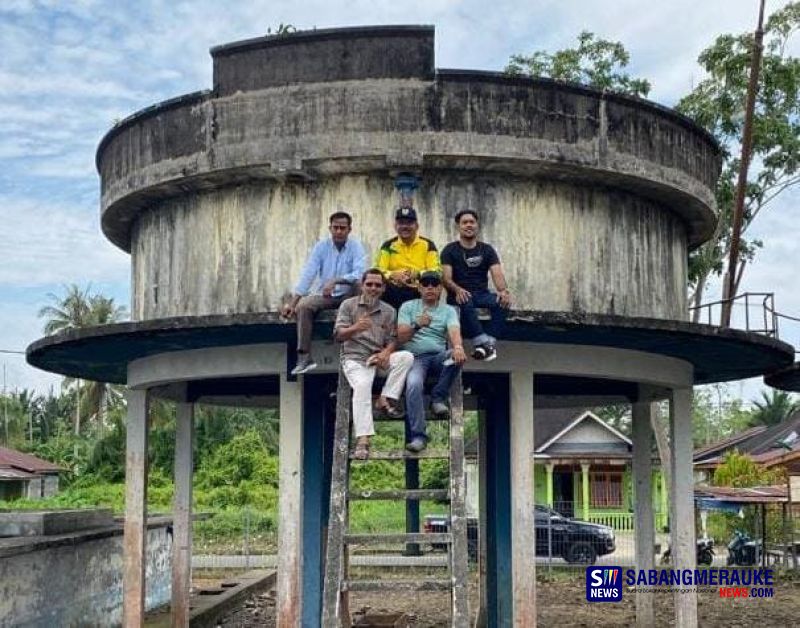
[
  {"xmin": 397, "ymin": 271, "xmax": 467, "ymax": 452},
  {"xmin": 282, "ymin": 211, "xmax": 367, "ymax": 375}
]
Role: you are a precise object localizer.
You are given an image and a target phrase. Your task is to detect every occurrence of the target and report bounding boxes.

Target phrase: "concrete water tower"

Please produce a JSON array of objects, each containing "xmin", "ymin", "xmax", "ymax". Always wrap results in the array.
[{"xmin": 27, "ymin": 25, "xmax": 793, "ymax": 627}]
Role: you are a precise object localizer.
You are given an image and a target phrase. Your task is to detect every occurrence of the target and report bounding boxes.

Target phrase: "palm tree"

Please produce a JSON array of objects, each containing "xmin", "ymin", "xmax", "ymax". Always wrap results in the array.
[
  {"xmin": 750, "ymin": 389, "xmax": 800, "ymax": 427},
  {"xmin": 38, "ymin": 284, "xmax": 127, "ymax": 434}
]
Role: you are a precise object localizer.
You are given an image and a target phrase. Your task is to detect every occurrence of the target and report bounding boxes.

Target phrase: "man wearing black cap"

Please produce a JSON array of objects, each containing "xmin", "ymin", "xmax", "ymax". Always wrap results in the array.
[
  {"xmin": 375, "ymin": 207, "xmax": 440, "ymax": 309},
  {"xmin": 396, "ymin": 271, "xmax": 467, "ymax": 452}
]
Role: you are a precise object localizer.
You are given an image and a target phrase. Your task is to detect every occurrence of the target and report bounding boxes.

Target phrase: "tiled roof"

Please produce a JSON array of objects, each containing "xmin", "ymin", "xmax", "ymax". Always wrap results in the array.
[{"xmin": 0, "ymin": 446, "xmax": 62, "ymax": 474}]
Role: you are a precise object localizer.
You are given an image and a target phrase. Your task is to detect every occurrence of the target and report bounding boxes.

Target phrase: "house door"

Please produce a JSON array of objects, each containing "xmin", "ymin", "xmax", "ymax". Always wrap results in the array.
[{"xmin": 553, "ymin": 470, "xmax": 574, "ymax": 517}]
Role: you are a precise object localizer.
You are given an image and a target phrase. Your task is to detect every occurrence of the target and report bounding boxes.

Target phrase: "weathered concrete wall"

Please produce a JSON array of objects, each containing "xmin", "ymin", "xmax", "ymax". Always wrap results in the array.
[
  {"xmin": 131, "ymin": 175, "xmax": 686, "ymax": 320},
  {"xmin": 0, "ymin": 524, "xmax": 170, "ymax": 627},
  {"xmin": 96, "ymin": 25, "xmax": 720, "ymax": 323}
]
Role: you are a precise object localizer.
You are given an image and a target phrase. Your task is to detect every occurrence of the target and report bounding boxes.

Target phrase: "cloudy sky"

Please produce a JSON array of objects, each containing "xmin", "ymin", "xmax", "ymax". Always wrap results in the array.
[{"xmin": 1, "ymin": 0, "xmax": 797, "ymax": 403}]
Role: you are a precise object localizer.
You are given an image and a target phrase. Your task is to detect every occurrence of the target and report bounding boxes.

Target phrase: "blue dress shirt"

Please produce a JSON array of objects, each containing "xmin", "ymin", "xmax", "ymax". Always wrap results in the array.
[{"xmin": 293, "ymin": 237, "xmax": 367, "ymax": 298}]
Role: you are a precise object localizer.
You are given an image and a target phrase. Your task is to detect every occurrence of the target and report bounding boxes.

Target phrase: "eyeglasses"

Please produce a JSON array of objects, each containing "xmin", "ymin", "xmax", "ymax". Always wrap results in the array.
[
  {"xmin": 419, "ymin": 280, "xmax": 440, "ymax": 287},
  {"xmin": 363, "ymin": 282, "xmax": 383, "ymax": 288}
]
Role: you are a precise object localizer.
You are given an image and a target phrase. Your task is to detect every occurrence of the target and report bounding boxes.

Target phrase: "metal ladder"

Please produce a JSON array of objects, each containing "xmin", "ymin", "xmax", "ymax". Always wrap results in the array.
[{"xmin": 322, "ymin": 370, "xmax": 470, "ymax": 626}]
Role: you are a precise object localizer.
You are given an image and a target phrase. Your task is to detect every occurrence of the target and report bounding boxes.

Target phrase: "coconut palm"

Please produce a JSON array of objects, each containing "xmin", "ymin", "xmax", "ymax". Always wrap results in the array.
[
  {"xmin": 38, "ymin": 284, "xmax": 127, "ymax": 434},
  {"xmin": 750, "ymin": 389, "xmax": 800, "ymax": 427}
]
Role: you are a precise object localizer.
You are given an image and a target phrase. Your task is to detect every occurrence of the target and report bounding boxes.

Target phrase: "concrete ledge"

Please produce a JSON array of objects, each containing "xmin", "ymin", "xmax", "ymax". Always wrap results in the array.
[
  {"xmin": 0, "ymin": 515, "xmax": 171, "ymax": 559},
  {"xmin": 145, "ymin": 570, "xmax": 276, "ymax": 628},
  {"xmin": 25, "ymin": 310, "xmax": 795, "ymax": 386},
  {"xmin": 765, "ymin": 361, "xmax": 800, "ymax": 392},
  {"xmin": 0, "ymin": 508, "xmax": 113, "ymax": 538}
]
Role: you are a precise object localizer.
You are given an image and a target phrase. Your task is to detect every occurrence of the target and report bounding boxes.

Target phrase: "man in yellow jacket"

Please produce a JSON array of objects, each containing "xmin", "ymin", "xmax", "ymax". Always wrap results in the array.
[{"xmin": 376, "ymin": 206, "xmax": 440, "ymax": 309}]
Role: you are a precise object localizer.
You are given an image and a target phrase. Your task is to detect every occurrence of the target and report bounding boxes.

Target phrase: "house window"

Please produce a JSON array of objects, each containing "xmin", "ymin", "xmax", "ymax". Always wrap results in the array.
[{"xmin": 590, "ymin": 471, "xmax": 623, "ymax": 508}]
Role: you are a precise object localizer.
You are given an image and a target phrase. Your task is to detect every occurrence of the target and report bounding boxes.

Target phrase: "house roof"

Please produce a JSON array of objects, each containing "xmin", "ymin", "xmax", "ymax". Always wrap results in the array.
[
  {"xmin": 0, "ymin": 446, "xmax": 62, "ymax": 474},
  {"xmin": 694, "ymin": 411, "xmax": 800, "ymax": 469},
  {"xmin": 465, "ymin": 408, "xmax": 632, "ymax": 458},
  {"xmin": 695, "ymin": 484, "xmax": 788, "ymax": 504}
]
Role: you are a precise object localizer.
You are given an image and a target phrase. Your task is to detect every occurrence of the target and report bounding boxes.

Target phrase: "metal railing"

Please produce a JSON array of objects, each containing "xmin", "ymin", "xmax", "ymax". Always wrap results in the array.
[{"xmin": 690, "ymin": 292, "xmax": 779, "ymax": 337}]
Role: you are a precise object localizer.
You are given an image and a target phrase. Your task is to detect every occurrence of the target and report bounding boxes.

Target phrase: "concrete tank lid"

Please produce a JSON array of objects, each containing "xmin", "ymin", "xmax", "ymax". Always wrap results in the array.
[
  {"xmin": 209, "ymin": 24, "xmax": 435, "ymax": 56},
  {"xmin": 26, "ymin": 311, "xmax": 793, "ymax": 386},
  {"xmin": 95, "ymin": 26, "xmax": 720, "ymax": 172},
  {"xmin": 764, "ymin": 361, "xmax": 800, "ymax": 392}
]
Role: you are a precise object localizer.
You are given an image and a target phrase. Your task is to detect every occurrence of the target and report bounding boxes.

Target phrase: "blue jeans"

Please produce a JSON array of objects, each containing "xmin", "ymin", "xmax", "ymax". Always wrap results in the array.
[
  {"xmin": 453, "ymin": 289, "xmax": 507, "ymax": 345},
  {"xmin": 405, "ymin": 350, "xmax": 462, "ymax": 440}
]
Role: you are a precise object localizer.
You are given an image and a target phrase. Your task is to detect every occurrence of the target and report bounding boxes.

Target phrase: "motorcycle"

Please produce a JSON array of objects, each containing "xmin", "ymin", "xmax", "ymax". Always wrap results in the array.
[
  {"xmin": 726, "ymin": 529, "xmax": 762, "ymax": 566},
  {"xmin": 660, "ymin": 536, "xmax": 715, "ymax": 565}
]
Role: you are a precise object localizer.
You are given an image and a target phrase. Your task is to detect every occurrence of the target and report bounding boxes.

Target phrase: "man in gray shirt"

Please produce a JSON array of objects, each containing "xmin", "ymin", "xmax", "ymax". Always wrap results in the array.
[{"xmin": 335, "ymin": 268, "xmax": 413, "ymax": 459}]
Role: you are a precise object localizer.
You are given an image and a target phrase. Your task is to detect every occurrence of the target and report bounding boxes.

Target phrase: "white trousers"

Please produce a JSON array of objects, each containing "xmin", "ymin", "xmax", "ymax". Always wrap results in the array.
[{"xmin": 342, "ymin": 351, "xmax": 414, "ymax": 437}]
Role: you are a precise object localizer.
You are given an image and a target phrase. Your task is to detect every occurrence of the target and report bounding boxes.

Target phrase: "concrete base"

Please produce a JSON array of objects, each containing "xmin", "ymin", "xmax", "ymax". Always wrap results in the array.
[
  {"xmin": 0, "ymin": 508, "xmax": 113, "ymax": 537},
  {"xmin": 0, "ymin": 517, "xmax": 171, "ymax": 627}
]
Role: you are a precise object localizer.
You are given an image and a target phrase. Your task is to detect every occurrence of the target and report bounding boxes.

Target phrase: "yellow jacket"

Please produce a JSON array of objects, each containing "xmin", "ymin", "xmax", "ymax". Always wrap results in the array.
[{"xmin": 375, "ymin": 235, "xmax": 440, "ymax": 283}]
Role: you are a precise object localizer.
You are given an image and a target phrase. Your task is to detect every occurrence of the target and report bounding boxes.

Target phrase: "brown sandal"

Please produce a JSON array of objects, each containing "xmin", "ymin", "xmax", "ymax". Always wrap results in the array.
[{"xmin": 353, "ymin": 437, "xmax": 370, "ymax": 461}]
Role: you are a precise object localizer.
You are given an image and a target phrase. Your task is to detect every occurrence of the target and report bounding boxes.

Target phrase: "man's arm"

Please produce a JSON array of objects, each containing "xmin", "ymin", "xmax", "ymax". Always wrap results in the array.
[
  {"xmin": 283, "ymin": 243, "xmax": 323, "ymax": 314},
  {"xmin": 442, "ymin": 264, "xmax": 471, "ymax": 305},
  {"xmin": 489, "ymin": 263, "xmax": 512, "ymax": 308},
  {"xmin": 396, "ymin": 302, "xmax": 418, "ymax": 344},
  {"xmin": 446, "ymin": 325, "xmax": 467, "ymax": 365}
]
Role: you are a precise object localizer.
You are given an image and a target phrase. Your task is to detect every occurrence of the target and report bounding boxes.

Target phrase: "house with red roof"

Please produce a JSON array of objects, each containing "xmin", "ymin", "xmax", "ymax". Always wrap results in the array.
[{"xmin": 0, "ymin": 446, "xmax": 62, "ymax": 501}]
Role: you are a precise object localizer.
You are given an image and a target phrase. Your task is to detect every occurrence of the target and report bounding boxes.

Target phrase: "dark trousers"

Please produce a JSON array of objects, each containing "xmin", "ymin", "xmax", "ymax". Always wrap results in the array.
[
  {"xmin": 384, "ymin": 284, "xmax": 420, "ymax": 310},
  {"xmin": 453, "ymin": 289, "xmax": 507, "ymax": 342}
]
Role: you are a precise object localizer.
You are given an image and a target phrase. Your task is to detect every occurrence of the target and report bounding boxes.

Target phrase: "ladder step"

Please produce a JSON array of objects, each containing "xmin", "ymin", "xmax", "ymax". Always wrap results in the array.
[
  {"xmin": 344, "ymin": 532, "xmax": 451, "ymax": 545},
  {"xmin": 374, "ymin": 415, "xmax": 452, "ymax": 422},
  {"xmin": 344, "ymin": 579, "xmax": 453, "ymax": 592},
  {"xmin": 349, "ymin": 489, "xmax": 450, "ymax": 501},
  {"xmin": 349, "ymin": 449, "xmax": 449, "ymax": 460}
]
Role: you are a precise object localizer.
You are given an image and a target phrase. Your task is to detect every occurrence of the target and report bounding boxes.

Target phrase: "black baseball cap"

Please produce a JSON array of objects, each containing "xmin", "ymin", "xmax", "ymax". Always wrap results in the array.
[
  {"xmin": 395, "ymin": 207, "xmax": 418, "ymax": 221},
  {"xmin": 419, "ymin": 271, "xmax": 442, "ymax": 286}
]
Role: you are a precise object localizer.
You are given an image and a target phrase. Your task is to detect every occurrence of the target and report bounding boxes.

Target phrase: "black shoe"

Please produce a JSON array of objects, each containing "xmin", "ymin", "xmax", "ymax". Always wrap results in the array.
[
  {"xmin": 472, "ymin": 345, "xmax": 488, "ymax": 360},
  {"xmin": 483, "ymin": 344, "xmax": 497, "ymax": 362}
]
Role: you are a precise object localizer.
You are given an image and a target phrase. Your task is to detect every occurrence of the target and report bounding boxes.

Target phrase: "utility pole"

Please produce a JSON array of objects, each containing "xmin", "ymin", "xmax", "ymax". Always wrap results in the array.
[
  {"xmin": 721, "ymin": 0, "xmax": 766, "ymax": 327},
  {"xmin": 3, "ymin": 364, "xmax": 7, "ymax": 445}
]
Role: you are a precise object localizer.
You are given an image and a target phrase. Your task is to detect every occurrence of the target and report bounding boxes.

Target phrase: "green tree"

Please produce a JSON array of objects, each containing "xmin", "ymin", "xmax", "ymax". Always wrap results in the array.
[
  {"xmin": 677, "ymin": 2, "xmax": 800, "ymax": 316},
  {"xmin": 750, "ymin": 389, "xmax": 800, "ymax": 427},
  {"xmin": 712, "ymin": 450, "xmax": 783, "ymax": 487},
  {"xmin": 505, "ymin": 31, "xmax": 651, "ymax": 97},
  {"xmin": 38, "ymin": 284, "xmax": 127, "ymax": 434}
]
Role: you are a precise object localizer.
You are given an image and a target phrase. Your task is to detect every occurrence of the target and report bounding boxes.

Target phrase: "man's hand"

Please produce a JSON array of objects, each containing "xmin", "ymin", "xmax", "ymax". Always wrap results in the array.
[
  {"xmin": 452, "ymin": 345, "xmax": 467, "ymax": 365},
  {"xmin": 368, "ymin": 349, "xmax": 391, "ymax": 369},
  {"xmin": 416, "ymin": 310, "xmax": 432, "ymax": 328},
  {"xmin": 497, "ymin": 289, "xmax": 512, "ymax": 309},
  {"xmin": 322, "ymin": 279, "xmax": 337, "ymax": 298},
  {"xmin": 281, "ymin": 303, "xmax": 296, "ymax": 318},
  {"xmin": 389, "ymin": 269, "xmax": 412, "ymax": 285},
  {"xmin": 454, "ymin": 287, "xmax": 471, "ymax": 305},
  {"xmin": 352, "ymin": 314, "xmax": 372, "ymax": 333}
]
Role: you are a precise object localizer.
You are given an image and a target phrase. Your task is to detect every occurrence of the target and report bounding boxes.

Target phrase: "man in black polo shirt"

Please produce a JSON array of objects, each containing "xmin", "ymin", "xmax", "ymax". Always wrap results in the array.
[{"xmin": 440, "ymin": 209, "xmax": 512, "ymax": 361}]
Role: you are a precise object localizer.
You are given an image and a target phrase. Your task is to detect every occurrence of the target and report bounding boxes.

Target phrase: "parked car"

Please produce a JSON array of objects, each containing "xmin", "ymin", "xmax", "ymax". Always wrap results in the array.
[{"xmin": 423, "ymin": 505, "xmax": 615, "ymax": 564}]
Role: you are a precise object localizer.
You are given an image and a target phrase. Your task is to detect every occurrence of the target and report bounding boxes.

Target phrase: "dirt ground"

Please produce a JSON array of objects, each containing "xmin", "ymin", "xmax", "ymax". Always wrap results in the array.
[{"xmin": 217, "ymin": 571, "xmax": 800, "ymax": 627}]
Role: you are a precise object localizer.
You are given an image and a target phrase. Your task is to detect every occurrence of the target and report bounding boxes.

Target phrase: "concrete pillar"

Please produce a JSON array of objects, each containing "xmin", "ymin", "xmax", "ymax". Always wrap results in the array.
[
  {"xmin": 632, "ymin": 400, "xmax": 655, "ymax": 628},
  {"xmin": 545, "ymin": 463, "xmax": 554, "ymax": 507},
  {"xmin": 581, "ymin": 462, "xmax": 590, "ymax": 522},
  {"xmin": 172, "ymin": 399, "xmax": 194, "ymax": 627},
  {"xmin": 301, "ymin": 374, "xmax": 334, "ymax": 625},
  {"xmin": 278, "ymin": 374, "xmax": 303, "ymax": 626},
  {"xmin": 123, "ymin": 388, "xmax": 149, "ymax": 626},
  {"xmin": 670, "ymin": 387, "xmax": 697, "ymax": 628},
  {"xmin": 510, "ymin": 370, "xmax": 536, "ymax": 626},
  {"xmin": 481, "ymin": 374, "xmax": 512, "ymax": 627}
]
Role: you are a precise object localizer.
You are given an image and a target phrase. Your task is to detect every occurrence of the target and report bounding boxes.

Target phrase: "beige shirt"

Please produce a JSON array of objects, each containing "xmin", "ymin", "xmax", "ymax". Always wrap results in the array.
[{"xmin": 335, "ymin": 295, "xmax": 397, "ymax": 363}]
